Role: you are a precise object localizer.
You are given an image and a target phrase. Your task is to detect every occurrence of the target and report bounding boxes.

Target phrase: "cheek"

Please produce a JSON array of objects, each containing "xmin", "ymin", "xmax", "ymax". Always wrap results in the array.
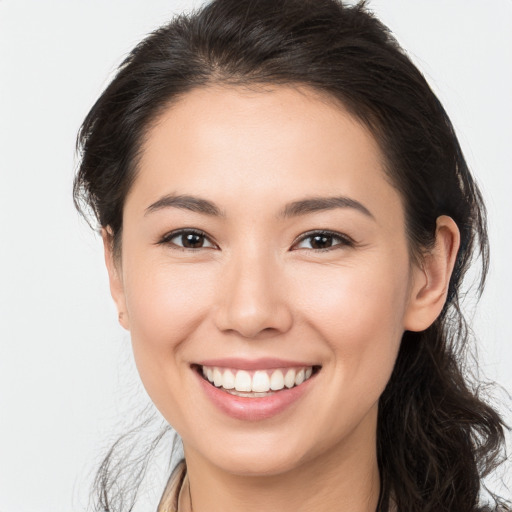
[
  {"xmin": 293, "ymin": 258, "xmax": 410, "ymax": 392},
  {"xmin": 125, "ymin": 261, "xmax": 215, "ymax": 345},
  {"xmin": 297, "ymin": 260, "xmax": 408, "ymax": 336},
  {"xmin": 122, "ymin": 260, "xmax": 217, "ymax": 409}
]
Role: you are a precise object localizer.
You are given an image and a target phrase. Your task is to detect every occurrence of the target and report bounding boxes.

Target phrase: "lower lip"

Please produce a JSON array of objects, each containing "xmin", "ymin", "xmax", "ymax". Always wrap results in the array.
[{"xmin": 194, "ymin": 369, "xmax": 316, "ymax": 421}]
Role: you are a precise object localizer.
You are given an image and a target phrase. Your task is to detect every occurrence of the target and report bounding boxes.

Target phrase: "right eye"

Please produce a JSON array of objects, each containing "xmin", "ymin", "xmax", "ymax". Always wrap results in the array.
[{"xmin": 158, "ymin": 229, "xmax": 217, "ymax": 251}]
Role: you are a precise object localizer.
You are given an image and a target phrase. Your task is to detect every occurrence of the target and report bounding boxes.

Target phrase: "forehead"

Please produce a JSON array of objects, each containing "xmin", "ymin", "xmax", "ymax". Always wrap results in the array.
[{"xmin": 127, "ymin": 84, "xmax": 403, "ymax": 224}]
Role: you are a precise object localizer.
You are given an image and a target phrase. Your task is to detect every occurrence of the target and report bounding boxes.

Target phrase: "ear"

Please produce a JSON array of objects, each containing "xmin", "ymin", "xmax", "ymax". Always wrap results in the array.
[
  {"xmin": 102, "ymin": 228, "xmax": 130, "ymax": 330},
  {"xmin": 403, "ymin": 215, "xmax": 460, "ymax": 332}
]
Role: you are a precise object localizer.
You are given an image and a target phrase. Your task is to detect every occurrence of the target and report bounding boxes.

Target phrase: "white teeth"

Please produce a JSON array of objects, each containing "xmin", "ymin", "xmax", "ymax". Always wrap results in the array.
[
  {"xmin": 234, "ymin": 370, "xmax": 252, "ymax": 392},
  {"xmin": 295, "ymin": 368, "xmax": 305, "ymax": 386},
  {"xmin": 222, "ymin": 369, "xmax": 235, "ymax": 389},
  {"xmin": 270, "ymin": 370, "xmax": 285, "ymax": 391},
  {"xmin": 284, "ymin": 369, "xmax": 296, "ymax": 388},
  {"xmin": 213, "ymin": 368, "xmax": 223, "ymax": 387},
  {"xmin": 252, "ymin": 371, "xmax": 270, "ymax": 392},
  {"xmin": 201, "ymin": 365, "xmax": 316, "ymax": 393}
]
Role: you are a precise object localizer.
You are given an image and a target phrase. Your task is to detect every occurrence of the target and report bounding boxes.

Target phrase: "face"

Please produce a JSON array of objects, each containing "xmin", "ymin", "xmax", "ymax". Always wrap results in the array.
[{"xmin": 107, "ymin": 85, "xmax": 427, "ymax": 477}]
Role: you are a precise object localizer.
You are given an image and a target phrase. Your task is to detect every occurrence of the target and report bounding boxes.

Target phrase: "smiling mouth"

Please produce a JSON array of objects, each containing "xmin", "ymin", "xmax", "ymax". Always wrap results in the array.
[{"xmin": 193, "ymin": 364, "xmax": 322, "ymax": 397}]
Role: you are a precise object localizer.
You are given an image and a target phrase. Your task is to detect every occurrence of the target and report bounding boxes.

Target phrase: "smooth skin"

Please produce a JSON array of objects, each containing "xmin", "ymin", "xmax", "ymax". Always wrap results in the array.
[{"xmin": 103, "ymin": 85, "xmax": 460, "ymax": 512}]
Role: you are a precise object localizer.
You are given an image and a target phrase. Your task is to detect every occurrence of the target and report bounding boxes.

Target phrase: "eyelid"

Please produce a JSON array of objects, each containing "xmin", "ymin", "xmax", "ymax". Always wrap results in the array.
[
  {"xmin": 158, "ymin": 228, "xmax": 218, "ymax": 251},
  {"xmin": 291, "ymin": 230, "xmax": 356, "ymax": 251}
]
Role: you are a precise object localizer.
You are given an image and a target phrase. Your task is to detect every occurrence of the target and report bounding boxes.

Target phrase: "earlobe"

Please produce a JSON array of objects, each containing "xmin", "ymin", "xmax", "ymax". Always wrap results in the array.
[
  {"xmin": 102, "ymin": 228, "xmax": 130, "ymax": 330},
  {"xmin": 403, "ymin": 216, "xmax": 460, "ymax": 332}
]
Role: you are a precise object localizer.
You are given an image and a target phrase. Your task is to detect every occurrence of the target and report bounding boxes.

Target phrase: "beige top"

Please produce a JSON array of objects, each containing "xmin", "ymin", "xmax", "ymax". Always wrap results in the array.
[
  {"xmin": 157, "ymin": 461, "xmax": 192, "ymax": 512},
  {"xmin": 156, "ymin": 460, "xmax": 396, "ymax": 512}
]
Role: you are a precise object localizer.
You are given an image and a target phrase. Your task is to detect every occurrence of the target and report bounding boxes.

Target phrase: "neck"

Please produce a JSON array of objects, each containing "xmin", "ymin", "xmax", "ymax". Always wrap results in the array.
[{"xmin": 183, "ymin": 410, "xmax": 381, "ymax": 512}]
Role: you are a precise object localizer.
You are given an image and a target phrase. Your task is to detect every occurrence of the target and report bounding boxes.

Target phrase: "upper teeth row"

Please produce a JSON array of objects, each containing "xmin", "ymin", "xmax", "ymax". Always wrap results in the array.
[{"xmin": 202, "ymin": 366, "xmax": 313, "ymax": 392}]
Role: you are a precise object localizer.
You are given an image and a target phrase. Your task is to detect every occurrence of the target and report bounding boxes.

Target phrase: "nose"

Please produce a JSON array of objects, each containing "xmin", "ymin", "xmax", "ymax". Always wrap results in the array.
[{"xmin": 213, "ymin": 247, "xmax": 293, "ymax": 339}]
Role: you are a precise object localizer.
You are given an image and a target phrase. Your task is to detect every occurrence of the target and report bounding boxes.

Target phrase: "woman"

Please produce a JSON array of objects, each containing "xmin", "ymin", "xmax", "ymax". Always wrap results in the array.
[{"xmin": 73, "ymin": 0, "xmax": 510, "ymax": 510}]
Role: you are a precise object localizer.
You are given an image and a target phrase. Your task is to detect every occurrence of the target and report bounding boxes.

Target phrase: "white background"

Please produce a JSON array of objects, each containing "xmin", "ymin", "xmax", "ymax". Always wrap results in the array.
[{"xmin": 0, "ymin": 1, "xmax": 511, "ymax": 510}]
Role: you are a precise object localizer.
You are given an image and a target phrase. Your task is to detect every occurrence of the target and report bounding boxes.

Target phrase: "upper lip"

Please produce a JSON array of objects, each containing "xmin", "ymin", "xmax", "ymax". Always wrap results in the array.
[{"xmin": 195, "ymin": 357, "xmax": 319, "ymax": 371}]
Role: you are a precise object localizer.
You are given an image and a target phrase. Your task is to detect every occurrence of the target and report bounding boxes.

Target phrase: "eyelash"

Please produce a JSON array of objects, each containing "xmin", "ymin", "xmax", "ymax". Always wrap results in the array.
[
  {"xmin": 294, "ymin": 230, "xmax": 356, "ymax": 252},
  {"xmin": 157, "ymin": 228, "xmax": 356, "ymax": 253}
]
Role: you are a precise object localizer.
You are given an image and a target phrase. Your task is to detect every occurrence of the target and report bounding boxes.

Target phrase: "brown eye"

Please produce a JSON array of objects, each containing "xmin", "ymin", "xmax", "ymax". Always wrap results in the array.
[
  {"xmin": 180, "ymin": 232, "xmax": 205, "ymax": 248},
  {"xmin": 160, "ymin": 229, "xmax": 216, "ymax": 250},
  {"xmin": 309, "ymin": 234, "xmax": 335, "ymax": 250},
  {"xmin": 294, "ymin": 231, "xmax": 354, "ymax": 251}
]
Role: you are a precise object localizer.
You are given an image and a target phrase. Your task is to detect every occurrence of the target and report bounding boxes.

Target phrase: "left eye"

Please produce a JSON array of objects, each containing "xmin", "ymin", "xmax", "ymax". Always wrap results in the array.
[
  {"xmin": 160, "ymin": 229, "xmax": 216, "ymax": 250},
  {"xmin": 293, "ymin": 231, "xmax": 354, "ymax": 251}
]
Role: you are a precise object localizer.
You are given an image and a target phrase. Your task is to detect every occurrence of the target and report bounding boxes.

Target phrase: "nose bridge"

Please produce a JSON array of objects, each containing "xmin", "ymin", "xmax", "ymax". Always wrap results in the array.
[{"xmin": 213, "ymin": 242, "xmax": 292, "ymax": 339}]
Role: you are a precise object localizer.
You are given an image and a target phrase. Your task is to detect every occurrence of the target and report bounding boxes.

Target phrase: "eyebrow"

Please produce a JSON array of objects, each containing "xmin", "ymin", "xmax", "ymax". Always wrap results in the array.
[
  {"xmin": 279, "ymin": 195, "xmax": 374, "ymax": 220},
  {"xmin": 145, "ymin": 194, "xmax": 226, "ymax": 217},
  {"xmin": 145, "ymin": 193, "xmax": 374, "ymax": 220}
]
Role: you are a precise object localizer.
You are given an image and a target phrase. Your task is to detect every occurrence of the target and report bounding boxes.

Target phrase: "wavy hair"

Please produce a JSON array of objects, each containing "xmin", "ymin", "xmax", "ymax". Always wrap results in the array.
[{"xmin": 74, "ymin": 1, "xmax": 510, "ymax": 510}]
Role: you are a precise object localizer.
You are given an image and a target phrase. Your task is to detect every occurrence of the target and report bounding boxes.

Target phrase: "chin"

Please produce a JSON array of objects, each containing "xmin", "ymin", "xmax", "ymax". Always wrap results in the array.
[
  {"xmin": 213, "ymin": 450, "xmax": 305, "ymax": 477},
  {"xmin": 189, "ymin": 429, "xmax": 321, "ymax": 477}
]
